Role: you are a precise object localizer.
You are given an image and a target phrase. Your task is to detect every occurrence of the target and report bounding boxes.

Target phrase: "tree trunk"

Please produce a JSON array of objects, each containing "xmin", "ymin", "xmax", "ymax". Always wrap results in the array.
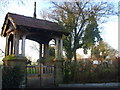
[{"xmin": 73, "ymin": 49, "xmax": 77, "ymax": 61}]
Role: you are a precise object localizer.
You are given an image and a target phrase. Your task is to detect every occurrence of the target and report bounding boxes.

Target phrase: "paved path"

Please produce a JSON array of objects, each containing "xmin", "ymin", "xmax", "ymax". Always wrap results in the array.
[{"xmin": 59, "ymin": 83, "xmax": 120, "ymax": 88}]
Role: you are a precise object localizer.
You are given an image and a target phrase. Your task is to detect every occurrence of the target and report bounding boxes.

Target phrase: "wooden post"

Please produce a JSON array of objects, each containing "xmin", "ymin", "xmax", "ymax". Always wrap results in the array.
[
  {"xmin": 46, "ymin": 43, "xmax": 49, "ymax": 56},
  {"xmin": 39, "ymin": 44, "xmax": 42, "ymax": 62},
  {"xmin": 5, "ymin": 36, "xmax": 9, "ymax": 56},
  {"xmin": 9, "ymin": 41, "xmax": 11, "ymax": 55},
  {"xmin": 41, "ymin": 44, "xmax": 43, "ymax": 57},
  {"xmin": 44, "ymin": 43, "xmax": 49, "ymax": 57},
  {"xmin": 7, "ymin": 39, "xmax": 10, "ymax": 55},
  {"xmin": 43, "ymin": 44, "xmax": 46, "ymax": 57},
  {"xmin": 14, "ymin": 36, "xmax": 19, "ymax": 56},
  {"xmin": 11, "ymin": 37, "xmax": 14, "ymax": 55},
  {"xmin": 60, "ymin": 39, "xmax": 63, "ymax": 57},
  {"xmin": 55, "ymin": 38, "xmax": 58, "ymax": 59},
  {"xmin": 22, "ymin": 35, "xmax": 26, "ymax": 56}
]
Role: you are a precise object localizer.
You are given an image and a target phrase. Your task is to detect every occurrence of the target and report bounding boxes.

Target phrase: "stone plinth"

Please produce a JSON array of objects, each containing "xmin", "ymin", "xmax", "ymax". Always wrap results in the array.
[
  {"xmin": 3, "ymin": 55, "xmax": 27, "ymax": 72},
  {"xmin": 2, "ymin": 55, "xmax": 27, "ymax": 88},
  {"xmin": 54, "ymin": 60, "xmax": 64, "ymax": 86}
]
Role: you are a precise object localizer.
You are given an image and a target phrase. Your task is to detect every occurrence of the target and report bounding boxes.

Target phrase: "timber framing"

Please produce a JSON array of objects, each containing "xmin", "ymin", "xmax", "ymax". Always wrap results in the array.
[{"xmin": 1, "ymin": 12, "xmax": 69, "ymax": 59}]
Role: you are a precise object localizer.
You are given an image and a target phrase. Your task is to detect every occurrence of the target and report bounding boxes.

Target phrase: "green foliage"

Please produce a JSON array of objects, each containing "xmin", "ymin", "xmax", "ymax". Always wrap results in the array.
[
  {"xmin": 49, "ymin": 46, "xmax": 55, "ymax": 56},
  {"xmin": 91, "ymin": 41, "xmax": 118, "ymax": 60},
  {"xmin": 63, "ymin": 60, "xmax": 118, "ymax": 83},
  {"xmin": 63, "ymin": 62, "xmax": 72, "ymax": 83},
  {"xmin": 82, "ymin": 14, "xmax": 102, "ymax": 54},
  {"xmin": 49, "ymin": 1, "xmax": 116, "ymax": 61},
  {"xmin": 40, "ymin": 56, "xmax": 55, "ymax": 65},
  {"xmin": 2, "ymin": 66, "xmax": 24, "ymax": 88},
  {"xmin": 63, "ymin": 34, "xmax": 73, "ymax": 62}
]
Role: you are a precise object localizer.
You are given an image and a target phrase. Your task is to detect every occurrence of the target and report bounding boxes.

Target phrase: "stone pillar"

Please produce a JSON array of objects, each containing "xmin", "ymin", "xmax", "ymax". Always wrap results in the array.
[
  {"xmin": 54, "ymin": 37, "xmax": 63, "ymax": 86},
  {"xmin": 22, "ymin": 36, "xmax": 26, "ymax": 56},
  {"xmin": 2, "ymin": 56, "xmax": 27, "ymax": 88},
  {"xmin": 54, "ymin": 60, "xmax": 63, "ymax": 86},
  {"xmin": 55, "ymin": 38, "xmax": 63, "ymax": 58}
]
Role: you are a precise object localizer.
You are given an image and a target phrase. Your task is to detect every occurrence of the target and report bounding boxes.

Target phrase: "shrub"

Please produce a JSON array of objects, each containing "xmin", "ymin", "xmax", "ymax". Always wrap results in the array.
[
  {"xmin": 63, "ymin": 63, "xmax": 72, "ymax": 83},
  {"xmin": 40, "ymin": 56, "xmax": 55, "ymax": 65},
  {"xmin": 63, "ymin": 59, "xmax": 119, "ymax": 83},
  {"xmin": 2, "ymin": 66, "xmax": 24, "ymax": 88}
]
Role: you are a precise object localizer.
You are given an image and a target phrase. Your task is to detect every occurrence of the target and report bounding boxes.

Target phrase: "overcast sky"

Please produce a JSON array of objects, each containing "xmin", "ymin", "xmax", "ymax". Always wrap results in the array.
[{"xmin": 0, "ymin": 0, "xmax": 119, "ymax": 62}]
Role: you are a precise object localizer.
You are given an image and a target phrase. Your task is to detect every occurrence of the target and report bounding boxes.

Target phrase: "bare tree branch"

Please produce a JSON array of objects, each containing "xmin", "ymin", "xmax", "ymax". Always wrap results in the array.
[{"xmin": 0, "ymin": 48, "xmax": 5, "ymax": 54}]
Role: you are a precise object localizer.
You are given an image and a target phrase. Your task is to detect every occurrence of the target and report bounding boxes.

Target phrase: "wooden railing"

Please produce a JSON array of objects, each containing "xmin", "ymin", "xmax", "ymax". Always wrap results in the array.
[
  {"xmin": 27, "ymin": 65, "xmax": 40, "ymax": 74},
  {"xmin": 42, "ymin": 65, "xmax": 54, "ymax": 74},
  {"xmin": 27, "ymin": 64, "xmax": 54, "ymax": 75}
]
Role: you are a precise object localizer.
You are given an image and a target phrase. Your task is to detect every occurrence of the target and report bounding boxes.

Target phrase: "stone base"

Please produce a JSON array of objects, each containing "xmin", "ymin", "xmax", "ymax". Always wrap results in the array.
[
  {"xmin": 54, "ymin": 60, "xmax": 63, "ymax": 86},
  {"xmin": 3, "ymin": 55, "xmax": 27, "ymax": 68},
  {"xmin": 2, "ymin": 55, "xmax": 27, "ymax": 88}
]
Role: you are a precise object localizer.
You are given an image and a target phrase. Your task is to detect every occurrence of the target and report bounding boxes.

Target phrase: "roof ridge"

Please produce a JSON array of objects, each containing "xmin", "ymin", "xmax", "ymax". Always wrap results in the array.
[{"xmin": 7, "ymin": 12, "xmax": 58, "ymax": 24}]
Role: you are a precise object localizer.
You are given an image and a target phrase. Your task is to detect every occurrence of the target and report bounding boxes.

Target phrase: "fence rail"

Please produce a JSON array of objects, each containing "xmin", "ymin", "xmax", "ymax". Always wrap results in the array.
[{"xmin": 27, "ymin": 64, "xmax": 54, "ymax": 75}]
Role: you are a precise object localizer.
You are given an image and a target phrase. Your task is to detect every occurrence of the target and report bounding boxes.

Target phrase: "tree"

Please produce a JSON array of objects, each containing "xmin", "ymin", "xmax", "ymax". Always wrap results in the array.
[
  {"xmin": 48, "ymin": 1, "xmax": 116, "ymax": 62},
  {"xmin": 91, "ymin": 40, "xmax": 119, "ymax": 61}
]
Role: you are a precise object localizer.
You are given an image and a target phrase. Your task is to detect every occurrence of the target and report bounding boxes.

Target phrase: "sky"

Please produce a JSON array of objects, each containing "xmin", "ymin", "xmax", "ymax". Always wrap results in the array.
[{"xmin": 0, "ymin": 0, "xmax": 119, "ymax": 62}]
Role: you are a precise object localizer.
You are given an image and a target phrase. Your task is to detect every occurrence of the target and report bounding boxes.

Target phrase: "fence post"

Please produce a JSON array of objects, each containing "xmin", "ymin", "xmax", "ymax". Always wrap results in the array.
[{"xmin": 40, "ymin": 63, "xmax": 43, "ymax": 87}]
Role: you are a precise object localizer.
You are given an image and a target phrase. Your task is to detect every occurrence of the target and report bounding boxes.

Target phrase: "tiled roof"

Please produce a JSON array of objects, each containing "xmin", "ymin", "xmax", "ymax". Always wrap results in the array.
[
  {"xmin": 8, "ymin": 12, "xmax": 64, "ymax": 32},
  {"xmin": 1, "ymin": 12, "xmax": 69, "ymax": 37}
]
